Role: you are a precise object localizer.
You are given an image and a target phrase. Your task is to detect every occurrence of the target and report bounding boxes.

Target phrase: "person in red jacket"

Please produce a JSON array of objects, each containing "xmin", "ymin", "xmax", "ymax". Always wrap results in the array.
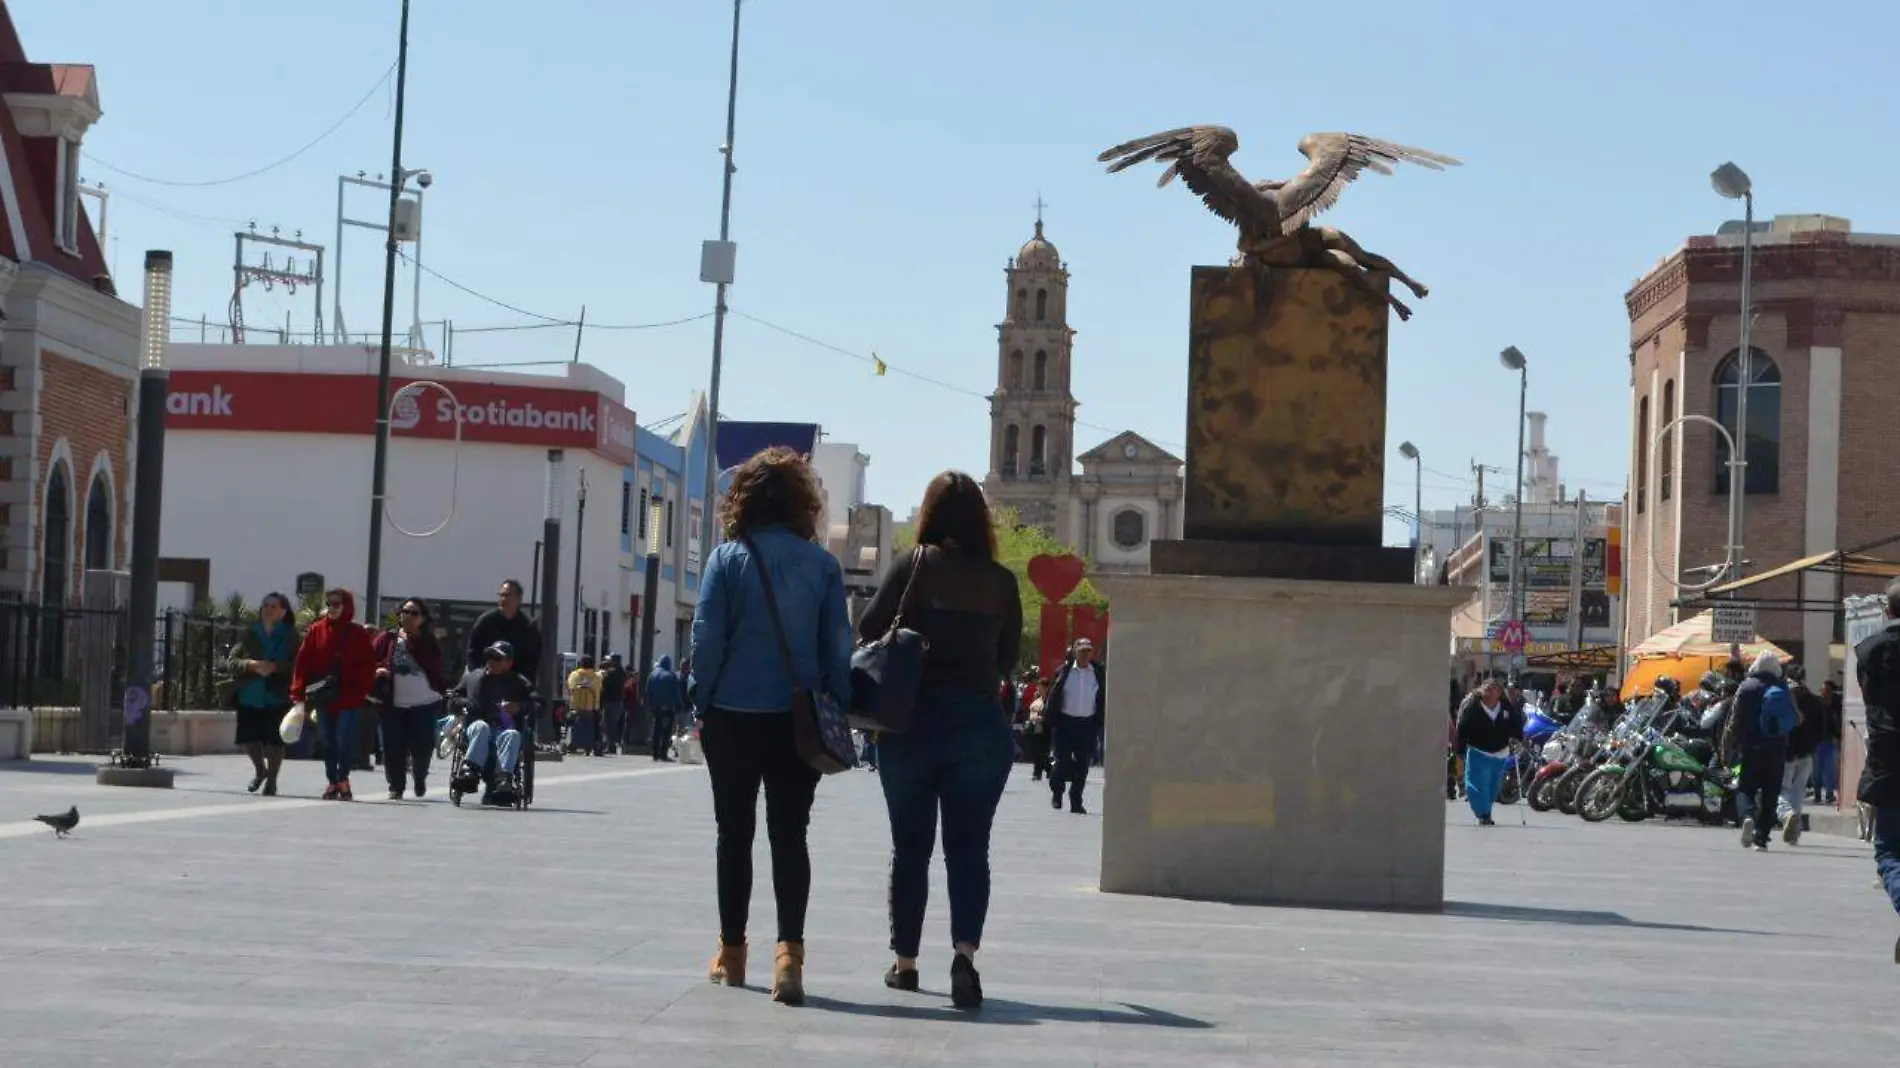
[{"xmin": 292, "ymin": 587, "xmax": 377, "ymax": 801}]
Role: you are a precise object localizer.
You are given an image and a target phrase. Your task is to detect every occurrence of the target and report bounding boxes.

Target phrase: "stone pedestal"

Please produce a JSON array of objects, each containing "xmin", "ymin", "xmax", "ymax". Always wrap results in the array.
[
  {"xmin": 1096, "ymin": 574, "xmax": 1467, "ymax": 909},
  {"xmin": 0, "ymin": 708, "xmax": 32, "ymax": 759}
]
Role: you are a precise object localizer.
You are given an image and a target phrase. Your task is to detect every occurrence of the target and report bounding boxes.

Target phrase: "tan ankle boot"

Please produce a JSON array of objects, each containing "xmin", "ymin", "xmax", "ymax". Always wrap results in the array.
[
  {"xmin": 708, "ymin": 940, "xmax": 746, "ymax": 986},
  {"xmin": 771, "ymin": 941, "xmax": 805, "ymax": 1005}
]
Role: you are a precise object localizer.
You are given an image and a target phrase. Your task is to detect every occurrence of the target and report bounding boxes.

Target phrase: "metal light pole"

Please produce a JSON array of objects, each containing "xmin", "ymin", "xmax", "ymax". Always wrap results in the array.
[
  {"xmin": 364, "ymin": 0, "xmax": 414, "ymax": 623},
  {"xmin": 637, "ymin": 501, "xmax": 662, "ymax": 752},
  {"xmin": 104, "ymin": 251, "xmax": 176, "ymax": 786},
  {"xmin": 570, "ymin": 470, "xmax": 588, "ymax": 660},
  {"xmin": 1500, "ymin": 346, "xmax": 1529, "ymax": 681},
  {"xmin": 539, "ymin": 450, "xmax": 564, "ymax": 699},
  {"xmin": 700, "ymin": 0, "xmax": 744, "ymax": 561},
  {"xmin": 1712, "ymin": 161, "xmax": 1753, "ymax": 581},
  {"xmin": 1398, "ymin": 441, "xmax": 1422, "ymax": 584}
]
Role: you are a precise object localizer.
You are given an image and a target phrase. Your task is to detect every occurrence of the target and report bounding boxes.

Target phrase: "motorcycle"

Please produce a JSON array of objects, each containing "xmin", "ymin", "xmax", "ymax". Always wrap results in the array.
[
  {"xmin": 1528, "ymin": 716, "xmax": 1600, "ymax": 812},
  {"xmin": 1554, "ymin": 698, "xmax": 1663, "ymax": 815},
  {"xmin": 1577, "ymin": 724, "xmax": 1733, "ymax": 824}
]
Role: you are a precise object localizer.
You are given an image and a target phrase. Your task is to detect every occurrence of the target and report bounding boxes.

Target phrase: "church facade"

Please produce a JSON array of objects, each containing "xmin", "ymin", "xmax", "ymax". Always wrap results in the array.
[{"xmin": 981, "ymin": 220, "xmax": 1183, "ymax": 575}]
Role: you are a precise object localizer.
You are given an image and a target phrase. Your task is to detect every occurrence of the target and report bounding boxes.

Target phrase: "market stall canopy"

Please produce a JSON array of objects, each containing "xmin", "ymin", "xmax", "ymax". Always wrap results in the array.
[
  {"xmin": 1630, "ymin": 610, "xmax": 1789, "ymax": 660},
  {"xmin": 1526, "ymin": 645, "xmax": 1618, "ymax": 671},
  {"xmin": 1704, "ymin": 546, "xmax": 1900, "ymax": 599},
  {"xmin": 1621, "ymin": 610, "xmax": 1792, "ymax": 699}
]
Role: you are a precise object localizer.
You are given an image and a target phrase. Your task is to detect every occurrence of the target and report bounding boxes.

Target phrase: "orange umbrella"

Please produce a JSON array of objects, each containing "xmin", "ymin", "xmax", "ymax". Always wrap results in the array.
[{"xmin": 1621, "ymin": 611, "xmax": 1791, "ymax": 699}]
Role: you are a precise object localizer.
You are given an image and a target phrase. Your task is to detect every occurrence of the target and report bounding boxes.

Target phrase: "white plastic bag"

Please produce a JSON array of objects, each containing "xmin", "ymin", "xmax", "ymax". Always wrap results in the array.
[{"xmin": 279, "ymin": 703, "xmax": 307, "ymax": 745}]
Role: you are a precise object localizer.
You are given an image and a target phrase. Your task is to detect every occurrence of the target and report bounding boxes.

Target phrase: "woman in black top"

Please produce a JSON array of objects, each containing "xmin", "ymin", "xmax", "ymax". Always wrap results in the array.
[{"xmin": 858, "ymin": 471, "xmax": 1022, "ymax": 1009}]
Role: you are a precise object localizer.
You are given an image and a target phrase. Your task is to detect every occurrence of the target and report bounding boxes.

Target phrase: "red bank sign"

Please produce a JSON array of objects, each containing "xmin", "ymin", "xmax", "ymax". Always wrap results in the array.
[{"xmin": 165, "ymin": 370, "xmax": 637, "ymax": 465}]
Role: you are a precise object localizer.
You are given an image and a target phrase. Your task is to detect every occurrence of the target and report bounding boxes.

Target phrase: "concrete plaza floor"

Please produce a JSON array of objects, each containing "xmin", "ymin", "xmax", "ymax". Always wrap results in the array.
[{"xmin": 0, "ymin": 752, "xmax": 1895, "ymax": 1067}]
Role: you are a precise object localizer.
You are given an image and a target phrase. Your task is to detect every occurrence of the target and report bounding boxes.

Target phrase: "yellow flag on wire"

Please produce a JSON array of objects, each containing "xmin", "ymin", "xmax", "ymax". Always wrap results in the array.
[{"xmin": 872, "ymin": 351, "xmax": 887, "ymax": 377}]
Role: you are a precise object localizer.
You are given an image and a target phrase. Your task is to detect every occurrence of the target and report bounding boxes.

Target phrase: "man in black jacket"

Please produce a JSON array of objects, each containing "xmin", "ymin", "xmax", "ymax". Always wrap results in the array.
[
  {"xmin": 1731, "ymin": 652, "xmax": 1790, "ymax": 851},
  {"xmin": 456, "ymin": 641, "xmax": 538, "ymax": 805},
  {"xmin": 464, "ymin": 580, "xmax": 542, "ymax": 679},
  {"xmin": 1043, "ymin": 639, "xmax": 1106, "ymax": 815},
  {"xmin": 598, "ymin": 655, "xmax": 628, "ymax": 756},
  {"xmin": 1854, "ymin": 579, "xmax": 1900, "ymax": 962}
]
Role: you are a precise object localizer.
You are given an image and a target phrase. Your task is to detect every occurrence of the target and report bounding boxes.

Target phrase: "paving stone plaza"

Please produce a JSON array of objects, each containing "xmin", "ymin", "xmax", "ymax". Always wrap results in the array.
[{"xmin": 2, "ymin": 754, "xmax": 1895, "ymax": 1067}]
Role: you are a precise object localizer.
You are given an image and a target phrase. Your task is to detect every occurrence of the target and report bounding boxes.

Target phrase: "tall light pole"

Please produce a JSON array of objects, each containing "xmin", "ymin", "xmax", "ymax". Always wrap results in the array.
[
  {"xmin": 700, "ymin": 0, "xmax": 744, "ymax": 562},
  {"xmin": 1500, "ymin": 346, "xmax": 1529, "ymax": 681},
  {"xmin": 364, "ymin": 0, "xmax": 414, "ymax": 625},
  {"xmin": 570, "ymin": 469, "xmax": 588, "ymax": 660},
  {"xmin": 538, "ymin": 450, "xmax": 565, "ymax": 746},
  {"xmin": 1398, "ymin": 441, "xmax": 1422, "ymax": 584},
  {"xmin": 1711, "ymin": 161, "xmax": 1753, "ymax": 582},
  {"xmin": 102, "ymin": 251, "xmax": 176, "ymax": 786}
]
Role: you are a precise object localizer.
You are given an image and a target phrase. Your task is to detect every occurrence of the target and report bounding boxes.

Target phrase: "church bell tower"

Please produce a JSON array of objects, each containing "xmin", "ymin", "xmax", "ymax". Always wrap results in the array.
[{"xmin": 983, "ymin": 209, "xmax": 1078, "ymax": 536}]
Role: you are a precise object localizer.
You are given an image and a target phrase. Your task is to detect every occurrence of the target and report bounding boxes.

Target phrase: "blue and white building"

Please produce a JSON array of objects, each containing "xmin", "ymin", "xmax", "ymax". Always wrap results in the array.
[{"xmin": 619, "ymin": 393, "xmax": 710, "ymax": 667}]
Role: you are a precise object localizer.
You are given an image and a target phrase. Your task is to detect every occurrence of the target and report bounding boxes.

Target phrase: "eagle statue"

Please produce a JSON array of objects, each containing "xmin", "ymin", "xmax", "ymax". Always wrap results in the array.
[{"xmin": 1098, "ymin": 127, "xmax": 1460, "ymax": 320}]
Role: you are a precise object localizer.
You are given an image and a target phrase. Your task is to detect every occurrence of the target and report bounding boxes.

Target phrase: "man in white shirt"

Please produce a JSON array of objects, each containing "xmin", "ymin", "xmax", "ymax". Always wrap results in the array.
[{"xmin": 1043, "ymin": 639, "xmax": 1107, "ymax": 814}]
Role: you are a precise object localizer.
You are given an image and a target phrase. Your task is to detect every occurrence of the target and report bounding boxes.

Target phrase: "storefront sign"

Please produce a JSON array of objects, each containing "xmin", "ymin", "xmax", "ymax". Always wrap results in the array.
[
  {"xmin": 165, "ymin": 370, "xmax": 637, "ymax": 465},
  {"xmin": 1489, "ymin": 536, "xmax": 1608, "ymax": 590}
]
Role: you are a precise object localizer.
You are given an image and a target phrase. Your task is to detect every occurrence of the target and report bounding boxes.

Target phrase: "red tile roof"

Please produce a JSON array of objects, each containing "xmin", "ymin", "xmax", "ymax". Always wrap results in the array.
[{"xmin": 0, "ymin": 2, "xmax": 111, "ymax": 286}]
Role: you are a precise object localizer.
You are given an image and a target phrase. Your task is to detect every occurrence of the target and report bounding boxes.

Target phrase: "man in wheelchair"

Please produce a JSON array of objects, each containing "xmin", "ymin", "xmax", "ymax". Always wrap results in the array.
[{"xmin": 453, "ymin": 640, "xmax": 537, "ymax": 806}]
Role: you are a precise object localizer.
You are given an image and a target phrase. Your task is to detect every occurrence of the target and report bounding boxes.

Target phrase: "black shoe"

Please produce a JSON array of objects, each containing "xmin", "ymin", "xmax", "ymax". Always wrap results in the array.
[
  {"xmin": 949, "ymin": 954, "xmax": 982, "ymax": 1009},
  {"xmin": 1479, "ymin": 817, "xmax": 1496, "ymax": 827},
  {"xmin": 1071, "ymin": 802, "xmax": 1087, "ymax": 815},
  {"xmin": 414, "ymin": 779, "xmax": 427, "ymax": 799},
  {"xmin": 262, "ymin": 779, "xmax": 277, "ymax": 797},
  {"xmin": 1050, "ymin": 793, "xmax": 1062, "ymax": 810},
  {"xmin": 884, "ymin": 965, "xmax": 919, "ymax": 992},
  {"xmin": 247, "ymin": 775, "xmax": 265, "ymax": 794}
]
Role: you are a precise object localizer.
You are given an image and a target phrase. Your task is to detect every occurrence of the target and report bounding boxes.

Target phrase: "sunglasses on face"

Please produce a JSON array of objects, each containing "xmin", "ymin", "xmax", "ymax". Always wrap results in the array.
[
  {"xmin": 325, "ymin": 601, "xmax": 343, "ymax": 609},
  {"xmin": 400, "ymin": 608, "xmax": 422, "ymax": 617}
]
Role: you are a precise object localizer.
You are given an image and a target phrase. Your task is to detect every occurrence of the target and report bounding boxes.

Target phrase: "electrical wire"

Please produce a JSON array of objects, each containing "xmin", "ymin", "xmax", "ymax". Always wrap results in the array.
[
  {"xmin": 82, "ymin": 61, "xmax": 397, "ymax": 188},
  {"xmin": 728, "ymin": 308, "xmax": 1188, "ymax": 453},
  {"xmin": 399, "ymin": 251, "xmax": 568, "ymax": 323}
]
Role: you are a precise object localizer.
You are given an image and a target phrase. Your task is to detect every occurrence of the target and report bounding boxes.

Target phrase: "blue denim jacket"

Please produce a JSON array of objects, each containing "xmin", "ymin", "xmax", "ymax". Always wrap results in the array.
[{"xmin": 690, "ymin": 525, "xmax": 852, "ymax": 716}]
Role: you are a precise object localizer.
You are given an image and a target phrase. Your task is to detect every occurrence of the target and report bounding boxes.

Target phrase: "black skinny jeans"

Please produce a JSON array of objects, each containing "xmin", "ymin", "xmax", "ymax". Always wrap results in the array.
[
  {"xmin": 702, "ymin": 709, "xmax": 821, "ymax": 946},
  {"xmin": 1741, "ymin": 746, "xmax": 1787, "ymax": 845},
  {"xmin": 380, "ymin": 702, "xmax": 440, "ymax": 791}
]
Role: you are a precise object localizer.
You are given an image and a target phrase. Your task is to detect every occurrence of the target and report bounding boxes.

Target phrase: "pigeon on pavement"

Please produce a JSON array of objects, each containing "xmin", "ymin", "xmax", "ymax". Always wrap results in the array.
[{"xmin": 34, "ymin": 806, "xmax": 78, "ymax": 838}]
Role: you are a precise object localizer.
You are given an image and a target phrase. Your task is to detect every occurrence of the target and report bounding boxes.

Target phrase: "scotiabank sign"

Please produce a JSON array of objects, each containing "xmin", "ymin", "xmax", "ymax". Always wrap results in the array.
[{"xmin": 165, "ymin": 370, "xmax": 637, "ymax": 465}]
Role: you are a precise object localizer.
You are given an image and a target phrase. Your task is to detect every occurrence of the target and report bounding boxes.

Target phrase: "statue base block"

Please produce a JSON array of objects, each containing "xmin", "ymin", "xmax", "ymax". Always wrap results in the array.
[
  {"xmin": 1094, "ymin": 573, "xmax": 1467, "ymax": 911},
  {"xmin": 1184, "ymin": 265, "xmax": 1390, "ymax": 546},
  {"xmin": 1151, "ymin": 539, "xmax": 1414, "ymax": 583}
]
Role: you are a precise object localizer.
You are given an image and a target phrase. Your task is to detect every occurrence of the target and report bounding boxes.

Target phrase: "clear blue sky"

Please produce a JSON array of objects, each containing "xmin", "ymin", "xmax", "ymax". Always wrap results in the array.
[{"xmin": 26, "ymin": 0, "xmax": 1900, "ymax": 540}]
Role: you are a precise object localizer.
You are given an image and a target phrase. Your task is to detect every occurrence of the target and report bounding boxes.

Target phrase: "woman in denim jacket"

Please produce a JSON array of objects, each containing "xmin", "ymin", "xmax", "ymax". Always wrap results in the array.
[{"xmin": 692, "ymin": 446, "xmax": 851, "ymax": 1006}]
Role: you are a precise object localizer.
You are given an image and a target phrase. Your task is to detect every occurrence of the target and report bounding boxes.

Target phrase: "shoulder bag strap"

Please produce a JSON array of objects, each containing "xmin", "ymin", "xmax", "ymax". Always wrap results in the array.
[
  {"xmin": 740, "ymin": 535, "xmax": 802, "ymax": 699},
  {"xmin": 882, "ymin": 545, "xmax": 927, "ymax": 638}
]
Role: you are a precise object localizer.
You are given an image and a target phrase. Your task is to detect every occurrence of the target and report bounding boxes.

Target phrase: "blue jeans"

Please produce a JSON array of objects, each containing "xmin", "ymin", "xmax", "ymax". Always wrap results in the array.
[
  {"xmin": 878, "ymin": 687, "xmax": 1014, "ymax": 958},
  {"xmin": 1874, "ymin": 805, "xmax": 1900, "ymax": 918},
  {"xmin": 465, "ymin": 720, "xmax": 522, "ymax": 775},
  {"xmin": 319, "ymin": 708, "xmax": 360, "ymax": 786},
  {"xmin": 1814, "ymin": 741, "xmax": 1839, "ymax": 796},
  {"xmin": 1464, "ymin": 747, "xmax": 1505, "ymax": 821}
]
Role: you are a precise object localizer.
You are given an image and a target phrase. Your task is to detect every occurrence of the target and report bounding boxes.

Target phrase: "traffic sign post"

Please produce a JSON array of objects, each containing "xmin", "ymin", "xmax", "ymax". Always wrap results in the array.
[{"xmin": 1711, "ymin": 604, "xmax": 1756, "ymax": 645}]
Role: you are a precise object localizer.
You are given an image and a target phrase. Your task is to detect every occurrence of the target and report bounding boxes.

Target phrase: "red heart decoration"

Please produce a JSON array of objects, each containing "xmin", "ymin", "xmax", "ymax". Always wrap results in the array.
[{"xmin": 1027, "ymin": 553, "xmax": 1086, "ymax": 603}]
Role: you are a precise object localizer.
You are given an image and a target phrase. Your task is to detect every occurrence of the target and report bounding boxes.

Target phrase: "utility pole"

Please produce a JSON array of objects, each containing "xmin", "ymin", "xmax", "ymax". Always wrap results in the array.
[
  {"xmin": 1565, "ymin": 490, "xmax": 1589, "ymax": 651},
  {"xmin": 699, "ymin": 0, "xmax": 745, "ymax": 563},
  {"xmin": 363, "ymin": 0, "xmax": 414, "ymax": 625},
  {"xmin": 570, "ymin": 469, "xmax": 588, "ymax": 661}
]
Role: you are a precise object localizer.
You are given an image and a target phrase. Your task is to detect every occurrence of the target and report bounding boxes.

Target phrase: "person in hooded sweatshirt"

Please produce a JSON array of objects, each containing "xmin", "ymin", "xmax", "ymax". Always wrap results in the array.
[
  {"xmin": 1729, "ymin": 651, "xmax": 1792, "ymax": 851},
  {"xmin": 646, "ymin": 655, "xmax": 685, "ymax": 762},
  {"xmin": 290, "ymin": 588, "xmax": 377, "ymax": 801},
  {"xmin": 1455, "ymin": 678, "xmax": 1523, "ymax": 826}
]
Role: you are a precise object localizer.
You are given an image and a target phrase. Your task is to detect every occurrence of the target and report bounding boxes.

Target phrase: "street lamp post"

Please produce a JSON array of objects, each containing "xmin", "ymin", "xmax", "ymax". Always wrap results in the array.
[
  {"xmin": 364, "ymin": 0, "xmax": 415, "ymax": 625},
  {"xmin": 1398, "ymin": 441, "xmax": 1422, "ymax": 584},
  {"xmin": 539, "ymin": 450, "xmax": 564, "ymax": 703},
  {"xmin": 570, "ymin": 470, "xmax": 588, "ymax": 660},
  {"xmin": 637, "ymin": 501, "xmax": 662, "ymax": 751},
  {"xmin": 1500, "ymin": 346, "xmax": 1529, "ymax": 682},
  {"xmin": 103, "ymin": 251, "xmax": 177, "ymax": 787},
  {"xmin": 700, "ymin": 0, "xmax": 745, "ymax": 563},
  {"xmin": 1711, "ymin": 161, "xmax": 1753, "ymax": 582}
]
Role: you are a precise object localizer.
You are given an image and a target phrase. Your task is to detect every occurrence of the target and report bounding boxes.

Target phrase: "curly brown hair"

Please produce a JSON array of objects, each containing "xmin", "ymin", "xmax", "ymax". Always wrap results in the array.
[{"xmin": 720, "ymin": 446, "xmax": 823, "ymax": 541}]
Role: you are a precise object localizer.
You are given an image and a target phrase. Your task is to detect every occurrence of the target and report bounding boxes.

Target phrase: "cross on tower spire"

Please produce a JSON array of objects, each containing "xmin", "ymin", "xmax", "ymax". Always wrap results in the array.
[{"xmin": 1033, "ymin": 193, "xmax": 1047, "ymax": 236}]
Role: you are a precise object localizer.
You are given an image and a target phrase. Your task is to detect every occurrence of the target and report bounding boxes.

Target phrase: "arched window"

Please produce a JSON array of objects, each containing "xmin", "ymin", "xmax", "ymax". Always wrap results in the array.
[
  {"xmin": 84, "ymin": 472, "xmax": 112, "ymax": 569},
  {"xmin": 1112, "ymin": 508, "xmax": 1147, "ymax": 549},
  {"xmin": 1033, "ymin": 350, "xmax": 1048, "ymax": 390},
  {"xmin": 41, "ymin": 461, "xmax": 70, "ymax": 605},
  {"xmin": 1002, "ymin": 425, "xmax": 1019, "ymax": 475},
  {"xmin": 1007, "ymin": 350, "xmax": 1024, "ymax": 389},
  {"xmin": 1014, "ymin": 289, "xmax": 1027, "ymax": 320},
  {"xmin": 1035, "ymin": 288, "xmax": 1048, "ymax": 320},
  {"xmin": 1030, "ymin": 425, "xmax": 1047, "ymax": 475},
  {"xmin": 1660, "ymin": 379, "xmax": 1676, "ymax": 503},
  {"xmin": 1635, "ymin": 396, "xmax": 1649, "ymax": 515},
  {"xmin": 1713, "ymin": 348, "xmax": 1780, "ymax": 495}
]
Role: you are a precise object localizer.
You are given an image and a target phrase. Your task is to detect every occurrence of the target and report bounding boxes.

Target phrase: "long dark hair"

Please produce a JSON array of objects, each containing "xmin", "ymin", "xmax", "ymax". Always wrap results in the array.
[{"xmin": 913, "ymin": 471, "xmax": 997, "ymax": 560}]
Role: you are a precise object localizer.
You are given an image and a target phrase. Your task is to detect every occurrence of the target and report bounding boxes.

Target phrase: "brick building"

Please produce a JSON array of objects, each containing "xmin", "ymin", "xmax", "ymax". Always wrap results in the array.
[
  {"xmin": 1624, "ymin": 214, "xmax": 1900, "ymax": 667},
  {"xmin": 0, "ymin": 6, "xmax": 137, "ymax": 604}
]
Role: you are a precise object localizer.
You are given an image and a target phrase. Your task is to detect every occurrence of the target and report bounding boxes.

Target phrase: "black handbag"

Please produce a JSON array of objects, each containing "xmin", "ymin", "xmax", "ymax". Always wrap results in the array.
[
  {"xmin": 743, "ymin": 535, "xmax": 855, "ymax": 775},
  {"xmin": 848, "ymin": 546, "xmax": 928, "ymax": 733}
]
